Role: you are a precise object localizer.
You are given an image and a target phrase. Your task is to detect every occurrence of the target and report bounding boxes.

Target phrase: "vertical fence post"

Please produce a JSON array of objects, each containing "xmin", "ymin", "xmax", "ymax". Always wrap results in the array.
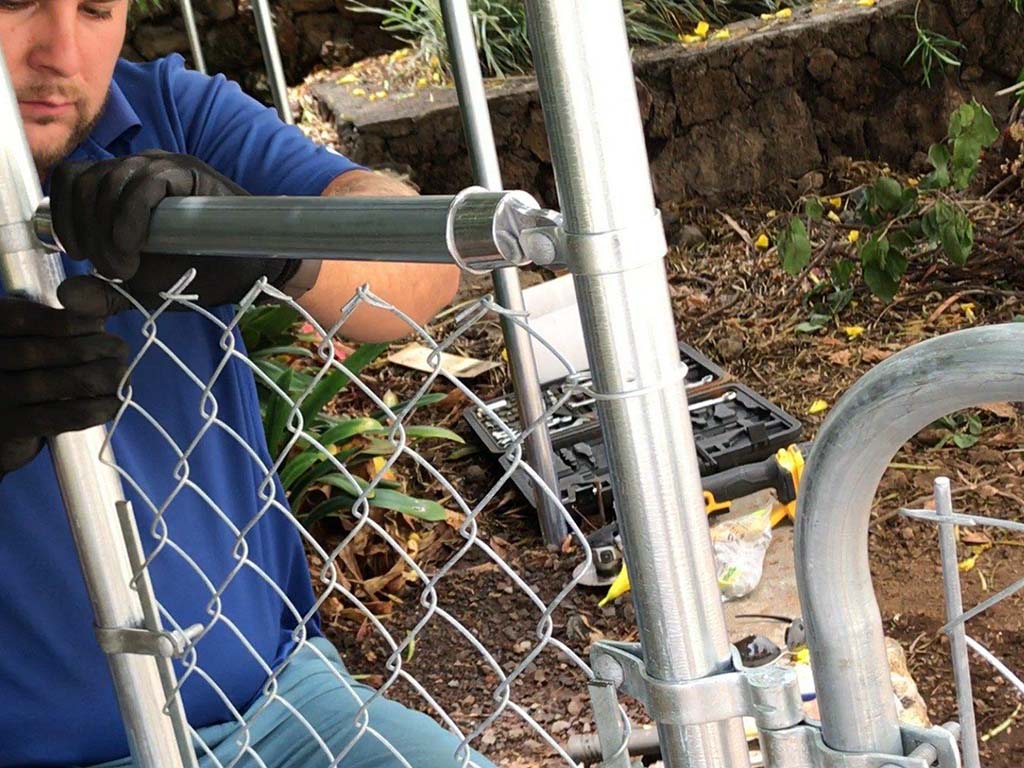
[
  {"xmin": 0, "ymin": 44, "xmax": 193, "ymax": 768},
  {"xmin": 438, "ymin": 0, "xmax": 567, "ymax": 547},
  {"xmin": 179, "ymin": 0, "xmax": 207, "ymax": 74},
  {"xmin": 250, "ymin": 0, "xmax": 293, "ymax": 124},
  {"xmin": 522, "ymin": 2, "xmax": 751, "ymax": 766}
]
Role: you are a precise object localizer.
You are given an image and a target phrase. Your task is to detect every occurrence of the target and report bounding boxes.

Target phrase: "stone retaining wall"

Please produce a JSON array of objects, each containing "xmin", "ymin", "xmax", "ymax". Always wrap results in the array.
[
  {"xmin": 124, "ymin": 0, "xmax": 400, "ymax": 102},
  {"xmin": 311, "ymin": 0, "xmax": 1024, "ymax": 205}
]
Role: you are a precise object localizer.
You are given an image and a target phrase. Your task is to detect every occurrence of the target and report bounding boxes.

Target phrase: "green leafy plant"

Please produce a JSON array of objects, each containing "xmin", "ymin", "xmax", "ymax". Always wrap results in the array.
[
  {"xmin": 349, "ymin": 0, "xmax": 532, "ymax": 78},
  {"xmin": 350, "ymin": 0, "xmax": 778, "ymax": 79},
  {"xmin": 778, "ymin": 101, "xmax": 999, "ymax": 310},
  {"xmin": 932, "ymin": 413, "xmax": 984, "ymax": 449},
  {"xmin": 905, "ymin": 0, "xmax": 963, "ymax": 87},
  {"xmin": 240, "ymin": 304, "xmax": 462, "ymax": 526}
]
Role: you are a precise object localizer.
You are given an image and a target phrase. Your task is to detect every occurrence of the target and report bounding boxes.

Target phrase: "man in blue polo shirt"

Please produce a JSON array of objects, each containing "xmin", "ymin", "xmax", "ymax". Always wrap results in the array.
[{"xmin": 0, "ymin": 1, "xmax": 495, "ymax": 766}]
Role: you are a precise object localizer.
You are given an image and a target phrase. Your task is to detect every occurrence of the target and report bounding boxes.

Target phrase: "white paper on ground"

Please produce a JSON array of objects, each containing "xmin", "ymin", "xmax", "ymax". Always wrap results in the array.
[{"xmin": 387, "ymin": 343, "xmax": 501, "ymax": 379}]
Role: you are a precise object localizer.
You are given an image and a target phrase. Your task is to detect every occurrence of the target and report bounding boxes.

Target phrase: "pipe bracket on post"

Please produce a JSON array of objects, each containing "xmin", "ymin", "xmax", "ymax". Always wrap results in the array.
[
  {"xmin": 759, "ymin": 722, "xmax": 960, "ymax": 768},
  {"xmin": 584, "ymin": 641, "xmax": 961, "ymax": 768}
]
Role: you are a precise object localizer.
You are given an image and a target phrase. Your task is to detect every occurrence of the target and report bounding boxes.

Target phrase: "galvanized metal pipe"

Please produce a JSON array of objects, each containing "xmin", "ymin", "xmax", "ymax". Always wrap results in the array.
[
  {"xmin": 523, "ymin": 2, "xmax": 750, "ymax": 766},
  {"xmin": 439, "ymin": 0, "xmax": 566, "ymax": 547},
  {"xmin": 935, "ymin": 477, "xmax": 981, "ymax": 768},
  {"xmin": 795, "ymin": 324, "xmax": 1024, "ymax": 755},
  {"xmin": 34, "ymin": 191, "xmax": 556, "ymax": 271},
  {"xmin": 249, "ymin": 0, "xmax": 292, "ymax": 123},
  {"xmin": 179, "ymin": 0, "xmax": 207, "ymax": 74},
  {"xmin": 0, "ymin": 43, "xmax": 193, "ymax": 768}
]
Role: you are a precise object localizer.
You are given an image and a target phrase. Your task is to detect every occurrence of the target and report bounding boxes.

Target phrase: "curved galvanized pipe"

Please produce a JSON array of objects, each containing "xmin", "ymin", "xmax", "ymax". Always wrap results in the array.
[{"xmin": 796, "ymin": 323, "xmax": 1024, "ymax": 755}]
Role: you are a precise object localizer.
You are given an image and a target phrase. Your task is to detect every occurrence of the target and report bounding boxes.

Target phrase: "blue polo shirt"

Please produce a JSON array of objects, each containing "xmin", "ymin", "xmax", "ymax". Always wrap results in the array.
[{"xmin": 0, "ymin": 55, "xmax": 360, "ymax": 766}]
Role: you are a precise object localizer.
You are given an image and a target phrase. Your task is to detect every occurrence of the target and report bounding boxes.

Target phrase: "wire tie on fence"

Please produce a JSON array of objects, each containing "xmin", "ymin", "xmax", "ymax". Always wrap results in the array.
[
  {"xmin": 561, "ymin": 210, "xmax": 668, "ymax": 275},
  {"xmin": 563, "ymin": 362, "xmax": 690, "ymax": 404}
]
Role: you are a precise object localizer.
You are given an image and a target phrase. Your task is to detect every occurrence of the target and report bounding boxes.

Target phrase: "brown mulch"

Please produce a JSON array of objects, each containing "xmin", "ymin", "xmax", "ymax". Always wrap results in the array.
[{"xmin": 287, "ymin": 101, "xmax": 1024, "ymax": 765}]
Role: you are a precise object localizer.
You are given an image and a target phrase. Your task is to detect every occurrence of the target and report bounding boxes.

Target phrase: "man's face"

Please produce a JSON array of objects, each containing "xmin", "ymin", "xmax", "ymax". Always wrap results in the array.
[{"xmin": 0, "ymin": 0, "xmax": 127, "ymax": 175}]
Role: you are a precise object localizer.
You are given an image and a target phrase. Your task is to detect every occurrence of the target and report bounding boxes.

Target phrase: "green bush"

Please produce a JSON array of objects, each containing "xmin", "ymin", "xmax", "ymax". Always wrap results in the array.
[
  {"xmin": 778, "ymin": 100, "xmax": 999, "ymax": 318},
  {"xmin": 350, "ymin": 0, "xmax": 778, "ymax": 78}
]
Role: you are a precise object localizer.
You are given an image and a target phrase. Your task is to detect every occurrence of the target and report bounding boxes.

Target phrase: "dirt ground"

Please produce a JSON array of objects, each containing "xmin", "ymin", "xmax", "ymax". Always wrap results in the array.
[{"xmin": 288, "ymin": 86, "xmax": 1024, "ymax": 765}]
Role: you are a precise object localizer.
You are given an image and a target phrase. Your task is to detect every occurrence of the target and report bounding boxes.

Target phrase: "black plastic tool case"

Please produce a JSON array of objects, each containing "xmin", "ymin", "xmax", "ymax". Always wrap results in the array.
[{"xmin": 464, "ymin": 344, "xmax": 802, "ymax": 515}]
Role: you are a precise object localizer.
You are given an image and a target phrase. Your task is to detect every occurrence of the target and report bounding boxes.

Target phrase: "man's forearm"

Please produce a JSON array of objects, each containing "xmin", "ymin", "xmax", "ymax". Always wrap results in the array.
[{"xmin": 297, "ymin": 170, "xmax": 462, "ymax": 342}]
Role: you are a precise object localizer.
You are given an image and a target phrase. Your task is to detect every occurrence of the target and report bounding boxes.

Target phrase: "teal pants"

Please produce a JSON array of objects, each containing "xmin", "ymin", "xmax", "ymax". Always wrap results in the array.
[{"xmin": 93, "ymin": 638, "xmax": 496, "ymax": 768}]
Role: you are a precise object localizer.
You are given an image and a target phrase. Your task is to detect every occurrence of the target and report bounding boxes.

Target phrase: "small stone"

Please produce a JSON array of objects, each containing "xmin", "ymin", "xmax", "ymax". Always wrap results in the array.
[
  {"xmin": 550, "ymin": 720, "xmax": 572, "ymax": 734},
  {"xmin": 197, "ymin": 0, "xmax": 235, "ymax": 20},
  {"xmin": 133, "ymin": 24, "xmax": 189, "ymax": 59},
  {"xmin": 716, "ymin": 335, "xmax": 744, "ymax": 362},
  {"xmin": 678, "ymin": 224, "xmax": 707, "ymax": 247},
  {"xmin": 961, "ymin": 65, "xmax": 984, "ymax": 82},
  {"xmin": 806, "ymin": 47, "xmax": 838, "ymax": 82},
  {"xmin": 797, "ymin": 170, "xmax": 825, "ymax": 195},
  {"xmin": 567, "ymin": 697, "xmax": 585, "ymax": 716},
  {"xmin": 900, "ymin": 526, "xmax": 915, "ymax": 541}
]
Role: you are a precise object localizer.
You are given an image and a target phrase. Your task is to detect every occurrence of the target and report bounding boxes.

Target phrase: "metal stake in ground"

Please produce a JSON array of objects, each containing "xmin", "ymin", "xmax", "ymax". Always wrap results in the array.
[
  {"xmin": 249, "ymin": 0, "xmax": 293, "ymax": 124},
  {"xmin": 522, "ymin": 2, "xmax": 750, "ymax": 766},
  {"xmin": 178, "ymin": 0, "xmax": 207, "ymax": 74},
  {"xmin": 0, "ymin": 41, "xmax": 196, "ymax": 768},
  {"xmin": 935, "ymin": 477, "xmax": 981, "ymax": 768},
  {"xmin": 438, "ymin": 0, "xmax": 567, "ymax": 547}
]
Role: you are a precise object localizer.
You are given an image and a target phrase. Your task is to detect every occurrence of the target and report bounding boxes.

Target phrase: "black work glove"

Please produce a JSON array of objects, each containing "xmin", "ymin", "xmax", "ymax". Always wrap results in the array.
[
  {"xmin": 50, "ymin": 151, "xmax": 296, "ymax": 309},
  {"xmin": 0, "ymin": 278, "xmax": 130, "ymax": 478}
]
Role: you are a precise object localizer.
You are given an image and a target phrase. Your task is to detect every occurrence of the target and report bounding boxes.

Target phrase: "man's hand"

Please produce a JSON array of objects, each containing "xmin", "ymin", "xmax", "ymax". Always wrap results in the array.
[
  {"xmin": 50, "ymin": 151, "xmax": 294, "ymax": 309},
  {"xmin": 0, "ymin": 278, "xmax": 129, "ymax": 478}
]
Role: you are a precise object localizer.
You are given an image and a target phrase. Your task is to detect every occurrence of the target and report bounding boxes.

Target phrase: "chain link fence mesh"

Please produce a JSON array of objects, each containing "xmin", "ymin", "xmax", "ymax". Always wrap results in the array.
[{"xmin": 99, "ymin": 269, "xmax": 603, "ymax": 768}]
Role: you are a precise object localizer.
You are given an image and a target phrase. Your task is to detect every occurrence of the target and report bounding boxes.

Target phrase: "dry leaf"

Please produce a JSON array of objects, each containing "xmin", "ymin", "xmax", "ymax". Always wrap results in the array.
[
  {"xmin": 862, "ymin": 347, "xmax": 892, "ymax": 363},
  {"xmin": 829, "ymin": 349, "xmax": 853, "ymax": 366},
  {"xmin": 960, "ymin": 528, "xmax": 992, "ymax": 546},
  {"xmin": 979, "ymin": 402, "xmax": 1017, "ymax": 419}
]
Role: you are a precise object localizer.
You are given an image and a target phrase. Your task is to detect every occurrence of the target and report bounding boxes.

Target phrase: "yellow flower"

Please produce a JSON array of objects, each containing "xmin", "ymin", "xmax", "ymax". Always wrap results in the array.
[
  {"xmin": 680, "ymin": 34, "xmax": 704, "ymax": 43},
  {"xmin": 827, "ymin": 210, "xmax": 842, "ymax": 224},
  {"xmin": 336, "ymin": 73, "xmax": 358, "ymax": 85},
  {"xmin": 848, "ymin": 230, "xmax": 861, "ymax": 244},
  {"xmin": 760, "ymin": 11, "xmax": 774, "ymax": 19},
  {"xmin": 389, "ymin": 48, "xmax": 411, "ymax": 62},
  {"xmin": 828, "ymin": 197, "xmax": 843, "ymax": 209},
  {"xmin": 351, "ymin": 88, "xmax": 366, "ymax": 97},
  {"xmin": 755, "ymin": 233, "xmax": 770, "ymax": 249},
  {"xmin": 712, "ymin": 29, "xmax": 731, "ymax": 39},
  {"xmin": 960, "ymin": 303, "xmax": 976, "ymax": 322},
  {"xmin": 775, "ymin": 7, "xmax": 793, "ymax": 17},
  {"xmin": 694, "ymin": 20, "xmax": 711, "ymax": 37},
  {"xmin": 906, "ymin": 177, "xmax": 920, "ymax": 187},
  {"xmin": 808, "ymin": 399, "xmax": 829, "ymax": 415},
  {"xmin": 856, "ymin": 0, "xmax": 876, "ymax": 6},
  {"xmin": 415, "ymin": 77, "xmax": 428, "ymax": 88},
  {"xmin": 374, "ymin": 90, "xmax": 388, "ymax": 99},
  {"xmin": 844, "ymin": 325, "xmax": 865, "ymax": 339}
]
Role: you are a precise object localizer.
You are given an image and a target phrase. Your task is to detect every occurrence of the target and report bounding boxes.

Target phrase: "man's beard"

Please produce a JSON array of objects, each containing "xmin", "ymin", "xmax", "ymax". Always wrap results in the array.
[{"xmin": 18, "ymin": 84, "xmax": 105, "ymax": 176}]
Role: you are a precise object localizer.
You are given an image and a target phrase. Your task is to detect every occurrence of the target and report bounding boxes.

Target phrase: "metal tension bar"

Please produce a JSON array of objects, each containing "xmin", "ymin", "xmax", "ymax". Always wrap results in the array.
[{"xmin": 586, "ymin": 640, "xmax": 963, "ymax": 768}]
